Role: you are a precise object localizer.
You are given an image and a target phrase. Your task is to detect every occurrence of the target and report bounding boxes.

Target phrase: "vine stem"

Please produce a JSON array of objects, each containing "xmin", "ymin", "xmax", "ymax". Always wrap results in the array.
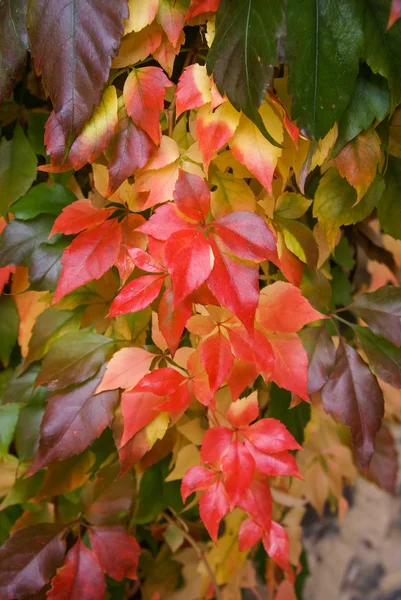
[{"xmin": 161, "ymin": 511, "xmax": 223, "ymax": 600}]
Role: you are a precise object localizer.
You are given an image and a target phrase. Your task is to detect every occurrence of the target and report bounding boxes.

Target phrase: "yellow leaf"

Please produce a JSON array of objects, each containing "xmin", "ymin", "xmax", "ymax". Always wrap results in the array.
[
  {"xmin": 165, "ymin": 444, "xmax": 200, "ymax": 481},
  {"xmin": 12, "ymin": 268, "xmax": 47, "ymax": 357},
  {"xmin": 146, "ymin": 412, "xmax": 170, "ymax": 448},
  {"xmin": 125, "ymin": 0, "xmax": 159, "ymax": 34}
]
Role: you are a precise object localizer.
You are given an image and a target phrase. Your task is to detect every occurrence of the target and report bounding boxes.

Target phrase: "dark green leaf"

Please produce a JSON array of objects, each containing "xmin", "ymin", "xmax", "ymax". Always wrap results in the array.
[
  {"xmin": 354, "ymin": 325, "xmax": 401, "ymax": 388},
  {"xmin": 0, "ymin": 404, "xmax": 20, "ymax": 455},
  {"xmin": 29, "ymin": 238, "xmax": 70, "ymax": 292},
  {"xmin": 27, "ymin": 112, "xmax": 48, "ymax": 156},
  {"xmin": 377, "ymin": 155, "xmax": 401, "ymax": 239},
  {"xmin": 35, "ymin": 330, "xmax": 114, "ymax": 391},
  {"xmin": 322, "ymin": 339, "xmax": 384, "ymax": 466},
  {"xmin": 134, "ymin": 462, "xmax": 165, "ymax": 524},
  {"xmin": 300, "ymin": 267, "xmax": 332, "ymax": 310},
  {"xmin": 333, "ymin": 64, "xmax": 391, "ymax": 155},
  {"xmin": 0, "ymin": 216, "xmax": 54, "ymax": 267},
  {"xmin": 0, "ymin": 124, "xmax": 37, "ymax": 217},
  {"xmin": 15, "ymin": 403, "xmax": 46, "ymax": 460},
  {"xmin": 333, "ymin": 236, "xmax": 355, "ymax": 270},
  {"xmin": 0, "ymin": 297, "xmax": 19, "ymax": 367},
  {"xmin": 0, "ymin": 0, "xmax": 29, "ymax": 103},
  {"xmin": 3, "ymin": 364, "xmax": 48, "ymax": 405},
  {"xmin": 26, "ymin": 308, "xmax": 81, "ymax": 367},
  {"xmin": 331, "ymin": 266, "xmax": 353, "ymax": 307},
  {"xmin": 286, "ymin": 0, "xmax": 364, "ymax": 140},
  {"xmin": 352, "ymin": 285, "xmax": 401, "ymax": 346},
  {"xmin": 267, "ymin": 383, "xmax": 310, "ymax": 444},
  {"xmin": 299, "ymin": 324, "xmax": 336, "ymax": 395},
  {"xmin": 207, "ymin": 0, "xmax": 284, "ymax": 145},
  {"xmin": 12, "ymin": 184, "xmax": 75, "ymax": 220}
]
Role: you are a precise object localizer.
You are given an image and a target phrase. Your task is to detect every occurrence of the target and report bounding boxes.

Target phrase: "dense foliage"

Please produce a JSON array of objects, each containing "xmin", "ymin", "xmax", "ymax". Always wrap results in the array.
[{"xmin": 1, "ymin": 0, "xmax": 401, "ymax": 598}]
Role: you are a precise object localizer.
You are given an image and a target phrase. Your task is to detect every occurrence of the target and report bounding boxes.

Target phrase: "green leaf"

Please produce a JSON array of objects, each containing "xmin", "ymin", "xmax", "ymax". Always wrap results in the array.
[
  {"xmin": 0, "ymin": 124, "xmax": 37, "ymax": 216},
  {"xmin": 333, "ymin": 64, "xmax": 391, "ymax": 155},
  {"xmin": 331, "ymin": 266, "xmax": 353, "ymax": 307},
  {"xmin": 0, "ymin": 297, "xmax": 18, "ymax": 367},
  {"xmin": 352, "ymin": 286, "xmax": 401, "ymax": 347},
  {"xmin": 0, "ymin": 0, "xmax": 29, "ymax": 103},
  {"xmin": 26, "ymin": 308, "xmax": 82, "ymax": 367},
  {"xmin": 274, "ymin": 192, "xmax": 311, "ymax": 220},
  {"xmin": 364, "ymin": 0, "xmax": 401, "ymax": 106},
  {"xmin": 300, "ymin": 267, "xmax": 332, "ymax": 310},
  {"xmin": 313, "ymin": 168, "xmax": 384, "ymax": 250},
  {"xmin": 35, "ymin": 330, "xmax": 114, "ymax": 391},
  {"xmin": 207, "ymin": 0, "xmax": 284, "ymax": 146},
  {"xmin": 29, "ymin": 238, "xmax": 70, "ymax": 292},
  {"xmin": 267, "ymin": 383, "xmax": 311, "ymax": 444},
  {"xmin": 286, "ymin": 0, "xmax": 363, "ymax": 140},
  {"xmin": 354, "ymin": 325, "xmax": 401, "ymax": 389},
  {"xmin": 12, "ymin": 183, "xmax": 75, "ymax": 220},
  {"xmin": 333, "ymin": 236, "xmax": 355, "ymax": 270},
  {"xmin": 0, "ymin": 471, "xmax": 44, "ymax": 509},
  {"xmin": 277, "ymin": 217, "xmax": 318, "ymax": 268},
  {"xmin": 27, "ymin": 112, "xmax": 48, "ymax": 156},
  {"xmin": 3, "ymin": 364, "xmax": 48, "ymax": 405},
  {"xmin": 0, "ymin": 404, "xmax": 20, "ymax": 455},
  {"xmin": 0, "ymin": 216, "xmax": 54, "ymax": 267},
  {"xmin": 134, "ymin": 463, "xmax": 165, "ymax": 525},
  {"xmin": 377, "ymin": 155, "xmax": 401, "ymax": 239}
]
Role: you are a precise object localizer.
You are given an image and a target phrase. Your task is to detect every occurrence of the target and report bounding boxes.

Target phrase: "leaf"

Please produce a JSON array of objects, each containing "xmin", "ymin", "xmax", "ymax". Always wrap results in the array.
[
  {"xmin": 165, "ymin": 229, "xmax": 214, "ymax": 305},
  {"xmin": 352, "ymin": 286, "xmax": 401, "ymax": 346},
  {"xmin": 0, "ymin": 216, "xmax": 53, "ymax": 268},
  {"xmin": 221, "ymin": 439, "xmax": 255, "ymax": 508},
  {"xmin": 124, "ymin": 67, "xmax": 171, "ymax": 144},
  {"xmin": 26, "ymin": 308, "xmax": 81, "ymax": 366},
  {"xmin": 0, "ymin": 0, "xmax": 29, "ymax": 103},
  {"xmin": 333, "ymin": 65, "xmax": 391, "ymax": 154},
  {"xmin": 107, "ymin": 101, "xmax": 156, "ymax": 196},
  {"xmin": 0, "ymin": 404, "xmax": 20, "ymax": 456},
  {"xmin": 378, "ymin": 155, "xmax": 401, "ymax": 239},
  {"xmin": 181, "ymin": 465, "xmax": 216, "ymax": 501},
  {"xmin": 367, "ymin": 424, "xmax": 398, "ymax": 495},
  {"xmin": 210, "ymin": 169, "xmax": 256, "ymax": 220},
  {"xmin": 176, "ymin": 64, "xmax": 212, "ymax": 117},
  {"xmin": 28, "ymin": 0, "xmax": 128, "ymax": 152},
  {"xmin": 199, "ymin": 479, "xmax": 229, "ymax": 542},
  {"xmin": 53, "ymin": 218, "xmax": 122, "ymax": 304},
  {"xmin": 12, "ymin": 184, "xmax": 76, "ymax": 221},
  {"xmin": 389, "ymin": 0, "xmax": 401, "ymax": 28},
  {"xmin": 108, "ymin": 274, "xmax": 165, "ymax": 316},
  {"xmin": 158, "ymin": 285, "xmax": 192, "ymax": 356},
  {"xmin": 113, "ymin": 23, "xmax": 162, "ymax": 69},
  {"xmin": 173, "ymin": 171, "xmax": 210, "ymax": 223},
  {"xmin": 286, "ymin": 0, "xmax": 363, "ymax": 140},
  {"xmin": 322, "ymin": 339, "xmax": 384, "ymax": 466},
  {"xmin": 28, "ymin": 366, "xmax": 119, "ymax": 474},
  {"xmin": 97, "ymin": 347, "xmax": 155, "ymax": 392},
  {"xmin": 47, "ymin": 540, "xmax": 105, "ymax": 600},
  {"xmin": 299, "ymin": 325, "xmax": 336, "ymax": 395},
  {"xmin": 0, "ymin": 297, "xmax": 18, "ymax": 367},
  {"xmin": 187, "ymin": 0, "xmax": 221, "ymax": 19},
  {"xmin": 82, "ymin": 463, "xmax": 134, "ymax": 525},
  {"xmin": 35, "ymin": 451, "xmax": 95, "ymax": 500},
  {"xmin": 50, "ymin": 199, "xmax": 115, "ymax": 237},
  {"xmin": 266, "ymin": 332, "xmax": 309, "ymax": 401},
  {"xmin": 274, "ymin": 193, "xmax": 312, "ymax": 220},
  {"xmin": 0, "ymin": 124, "xmax": 37, "ymax": 217},
  {"xmin": 88, "ymin": 526, "xmax": 140, "ymax": 581},
  {"xmin": 35, "ymin": 330, "xmax": 113, "ymax": 391},
  {"xmin": 125, "ymin": 0, "xmax": 159, "ymax": 33},
  {"xmin": 313, "ymin": 168, "xmax": 384, "ymax": 250},
  {"xmin": 230, "ymin": 109, "xmax": 283, "ymax": 195},
  {"xmin": 156, "ymin": 0, "xmax": 190, "ymax": 46},
  {"xmin": 263, "ymin": 521, "xmax": 290, "ymax": 572},
  {"xmin": 278, "ymin": 218, "xmax": 319, "ymax": 268},
  {"xmin": 120, "ymin": 391, "xmax": 164, "ymax": 445},
  {"xmin": 200, "ymin": 330, "xmax": 233, "ymax": 393},
  {"xmin": 354, "ymin": 326, "xmax": 401, "ymax": 388},
  {"xmin": 267, "ymin": 384, "xmax": 311, "ymax": 445},
  {"xmin": 333, "ymin": 129, "xmax": 382, "ymax": 202},
  {"xmin": 196, "ymin": 102, "xmax": 240, "ymax": 173},
  {"xmin": 207, "ymin": 0, "xmax": 284, "ymax": 143},
  {"xmin": 0, "ymin": 524, "xmax": 66, "ymax": 599},
  {"xmin": 28, "ymin": 238, "xmax": 70, "ymax": 292}
]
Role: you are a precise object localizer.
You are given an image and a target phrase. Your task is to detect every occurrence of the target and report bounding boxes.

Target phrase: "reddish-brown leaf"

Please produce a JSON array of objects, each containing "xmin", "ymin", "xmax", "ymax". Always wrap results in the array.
[
  {"xmin": 88, "ymin": 526, "xmax": 140, "ymax": 581},
  {"xmin": 47, "ymin": 540, "xmax": 105, "ymax": 600},
  {"xmin": 186, "ymin": 0, "xmax": 221, "ymax": 19},
  {"xmin": 367, "ymin": 424, "xmax": 398, "ymax": 495}
]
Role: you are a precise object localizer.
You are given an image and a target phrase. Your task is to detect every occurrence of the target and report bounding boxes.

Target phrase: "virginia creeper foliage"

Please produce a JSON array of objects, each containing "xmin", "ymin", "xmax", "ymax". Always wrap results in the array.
[{"xmin": 0, "ymin": 0, "xmax": 401, "ymax": 598}]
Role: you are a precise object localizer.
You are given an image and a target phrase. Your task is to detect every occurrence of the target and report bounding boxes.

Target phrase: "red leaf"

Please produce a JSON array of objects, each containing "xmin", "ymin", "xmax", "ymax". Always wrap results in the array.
[
  {"xmin": 244, "ymin": 441, "xmax": 302, "ymax": 478},
  {"xmin": 107, "ymin": 105, "xmax": 156, "ymax": 196},
  {"xmin": 173, "ymin": 170, "xmax": 210, "ymax": 222},
  {"xmin": 227, "ymin": 360, "xmax": 258, "ymax": 401},
  {"xmin": 134, "ymin": 368, "xmax": 186, "ymax": 395},
  {"xmin": 186, "ymin": 0, "xmax": 221, "ymax": 19},
  {"xmin": 200, "ymin": 330, "xmax": 234, "ymax": 393},
  {"xmin": 228, "ymin": 327, "xmax": 274, "ymax": 379},
  {"xmin": 237, "ymin": 478, "xmax": 272, "ymax": 530},
  {"xmin": 220, "ymin": 439, "xmax": 255, "ymax": 507},
  {"xmin": 258, "ymin": 281, "xmax": 324, "ymax": 333},
  {"xmin": 267, "ymin": 332, "xmax": 310, "ymax": 401},
  {"xmin": 49, "ymin": 199, "xmax": 115, "ymax": 237},
  {"xmin": 88, "ymin": 526, "xmax": 140, "ymax": 581},
  {"xmin": 124, "ymin": 67, "xmax": 171, "ymax": 144},
  {"xmin": 53, "ymin": 219, "xmax": 121, "ymax": 304},
  {"xmin": 199, "ymin": 479, "xmax": 229, "ymax": 542},
  {"xmin": 388, "ymin": 0, "xmax": 401, "ymax": 28},
  {"xmin": 227, "ymin": 393, "xmax": 259, "ymax": 428},
  {"xmin": 213, "ymin": 211, "xmax": 278, "ymax": 263},
  {"xmin": 0, "ymin": 524, "xmax": 66, "ymax": 599},
  {"xmin": 207, "ymin": 236, "xmax": 259, "ymax": 332},
  {"xmin": 120, "ymin": 391, "xmax": 165, "ymax": 445},
  {"xmin": 138, "ymin": 202, "xmax": 190, "ymax": 240},
  {"xmin": 187, "ymin": 349, "xmax": 213, "ymax": 405},
  {"xmin": 263, "ymin": 521, "xmax": 291, "ymax": 573},
  {"xmin": 28, "ymin": 367, "xmax": 119, "ymax": 474},
  {"xmin": 158, "ymin": 285, "xmax": 192, "ymax": 356},
  {"xmin": 243, "ymin": 419, "xmax": 302, "ymax": 453},
  {"xmin": 128, "ymin": 248, "xmax": 164, "ymax": 273},
  {"xmin": 116, "ymin": 213, "xmax": 147, "ymax": 285},
  {"xmin": 28, "ymin": 0, "xmax": 127, "ymax": 154},
  {"xmin": 108, "ymin": 274, "xmax": 165, "ymax": 317},
  {"xmin": 156, "ymin": 381, "xmax": 190, "ymax": 412},
  {"xmin": 165, "ymin": 228, "xmax": 214, "ymax": 304},
  {"xmin": 181, "ymin": 466, "xmax": 216, "ymax": 502},
  {"xmin": 47, "ymin": 540, "xmax": 105, "ymax": 600},
  {"xmin": 176, "ymin": 64, "xmax": 211, "ymax": 117},
  {"xmin": 238, "ymin": 519, "xmax": 262, "ymax": 551},
  {"xmin": 201, "ymin": 426, "xmax": 233, "ymax": 466},
  {"xmin": 196, "ymin": 102, "xmax": 239, "ymax": 173},
  {"xmin": 96, "ymin": 347, "xmax": 156, "ymax": 392}
]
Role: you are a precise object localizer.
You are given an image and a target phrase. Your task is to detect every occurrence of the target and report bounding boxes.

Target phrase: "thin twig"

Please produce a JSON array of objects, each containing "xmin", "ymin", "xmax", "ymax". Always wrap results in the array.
[{"xmin": 161, "ymin": 511, "xmax": 223, "ymax": 600}]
